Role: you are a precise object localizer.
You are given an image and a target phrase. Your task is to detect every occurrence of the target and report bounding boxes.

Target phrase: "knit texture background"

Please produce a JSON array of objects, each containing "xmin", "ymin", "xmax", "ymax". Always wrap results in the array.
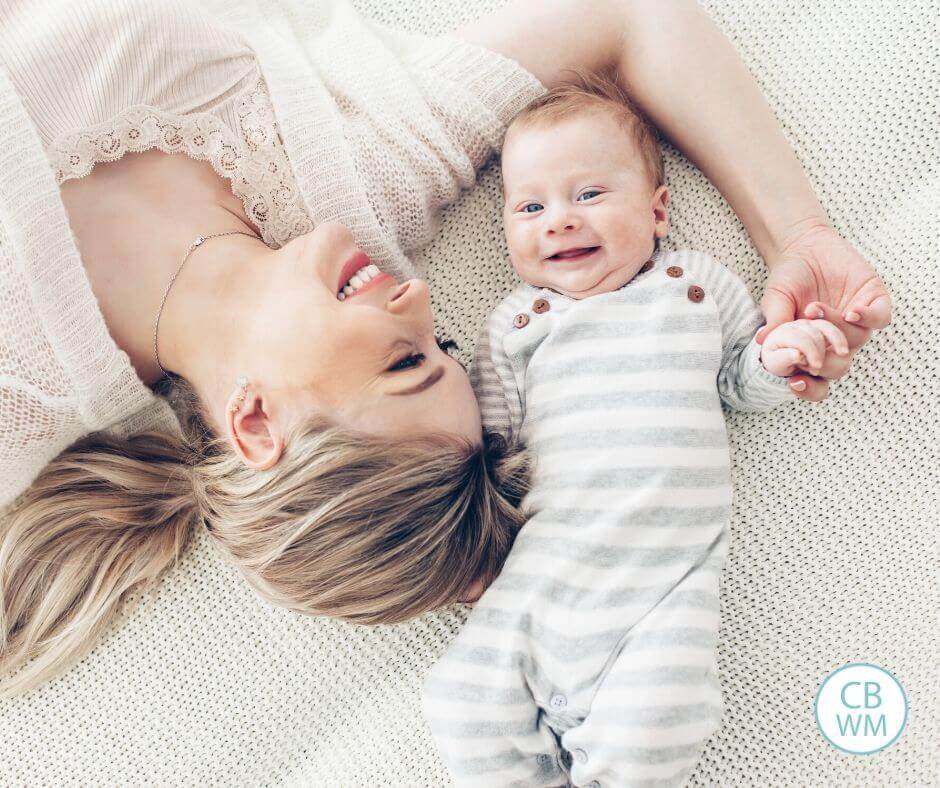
[{"xmin": 1, "ymin": 0, "xmax": 937, "ymax": 785}]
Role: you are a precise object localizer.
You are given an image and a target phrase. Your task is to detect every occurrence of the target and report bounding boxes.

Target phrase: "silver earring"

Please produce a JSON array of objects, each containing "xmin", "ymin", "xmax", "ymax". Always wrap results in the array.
[{"xmin": 229, "ymin": 376, "xmax": 249, "ymax": 413}]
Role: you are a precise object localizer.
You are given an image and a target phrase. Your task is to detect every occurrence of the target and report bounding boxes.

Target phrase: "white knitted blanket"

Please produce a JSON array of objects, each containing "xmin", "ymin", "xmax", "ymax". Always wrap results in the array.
[{"xmin": 1, "ymin": 0, "xmax": 937, "ymax": 785}]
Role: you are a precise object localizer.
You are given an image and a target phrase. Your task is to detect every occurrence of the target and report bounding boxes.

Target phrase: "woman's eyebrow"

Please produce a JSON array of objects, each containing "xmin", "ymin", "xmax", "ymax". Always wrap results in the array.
[{"xmin": 387, "ymin": 365, "xmax": 445, "ymax": 396}]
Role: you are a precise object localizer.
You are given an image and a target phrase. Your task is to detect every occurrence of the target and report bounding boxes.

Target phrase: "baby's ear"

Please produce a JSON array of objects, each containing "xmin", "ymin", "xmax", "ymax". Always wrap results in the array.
[{"xmin": 652, "ymin": 185, "xmax": 670, "ymax": 237}]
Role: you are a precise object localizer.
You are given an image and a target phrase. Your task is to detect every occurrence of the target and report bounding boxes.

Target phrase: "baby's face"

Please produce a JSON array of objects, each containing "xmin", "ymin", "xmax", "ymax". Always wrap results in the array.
[{"xmin": 501, "ymin": 112, "xmax": 668, "ymax": 299}]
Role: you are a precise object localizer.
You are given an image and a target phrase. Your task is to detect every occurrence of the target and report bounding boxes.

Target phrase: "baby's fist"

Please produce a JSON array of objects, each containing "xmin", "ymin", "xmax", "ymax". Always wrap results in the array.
[{"xmin": 760, "ymin": 318, "xmax": 849, "ymax": 378}]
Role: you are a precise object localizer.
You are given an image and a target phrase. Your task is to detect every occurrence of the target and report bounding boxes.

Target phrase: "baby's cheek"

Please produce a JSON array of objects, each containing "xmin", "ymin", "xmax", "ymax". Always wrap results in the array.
[
  {"xmin": 510, "ymin": 255, "xmax": 539, "ymax": 286},
  {"xmin": 519, "ymin": 261, "xmax": 558, "ymax": 291}
]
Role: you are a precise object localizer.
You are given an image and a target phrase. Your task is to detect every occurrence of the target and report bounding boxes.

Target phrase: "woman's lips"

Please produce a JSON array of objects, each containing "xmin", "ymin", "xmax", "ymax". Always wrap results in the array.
[
  {"xmin": 343, "ymin": 271, "xmax": 394, "ymax": 300},
  {"xmin": 547, "ymin": 246, "xmax": 600, "ymax": 262},
  {"xmin": 337, "ymin": 250, "xmax": 372, "ymax": 293}
]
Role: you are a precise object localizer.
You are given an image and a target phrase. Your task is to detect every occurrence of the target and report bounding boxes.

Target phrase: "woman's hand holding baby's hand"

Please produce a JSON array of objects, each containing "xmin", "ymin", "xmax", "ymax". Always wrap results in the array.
[
  {"xmin": 760, "ymin": 318, "xmax": 850, "ymax": 379},
  {"xmin": 755, "ymin": 224, "xmax": 892, "ymax": 401}
]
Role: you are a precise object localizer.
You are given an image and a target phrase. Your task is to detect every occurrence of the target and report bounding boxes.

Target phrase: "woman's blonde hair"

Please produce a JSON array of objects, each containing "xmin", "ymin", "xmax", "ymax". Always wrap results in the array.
[{"xmin": 0, "ymin": 376, "xmax": 531, "ymax": 698}]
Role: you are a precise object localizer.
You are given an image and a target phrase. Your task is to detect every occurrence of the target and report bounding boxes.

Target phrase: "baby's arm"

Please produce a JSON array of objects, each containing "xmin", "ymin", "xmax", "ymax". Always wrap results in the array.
[
  {"xmin": 701, "ymin": 254, "xmax": 805, "ymax": 412},
  {"xmin": 470, "ymin": 307, "xmax": 525, "ymax": 438}
]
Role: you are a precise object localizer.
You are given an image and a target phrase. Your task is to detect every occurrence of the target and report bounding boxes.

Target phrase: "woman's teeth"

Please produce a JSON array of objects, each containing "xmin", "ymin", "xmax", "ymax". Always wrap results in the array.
[{"xmin": 337, "ymin": 264, "xmax": 381, "ymax": 300}]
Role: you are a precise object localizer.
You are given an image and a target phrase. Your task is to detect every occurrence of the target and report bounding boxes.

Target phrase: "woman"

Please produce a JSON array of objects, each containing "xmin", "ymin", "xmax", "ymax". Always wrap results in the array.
[{"xmin": 0, "ymin": 0, "xmax": 890, "ymax": 698}]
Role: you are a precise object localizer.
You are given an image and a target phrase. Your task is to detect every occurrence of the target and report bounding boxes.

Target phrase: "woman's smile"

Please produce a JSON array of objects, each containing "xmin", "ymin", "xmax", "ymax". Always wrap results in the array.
[
  {"xmin": 338, "ymin": 270, "xmax": 394, "ymax": 301},
  {"xmin": 335, "ymin": 249, "xmax": 396, "ymax": 301}
]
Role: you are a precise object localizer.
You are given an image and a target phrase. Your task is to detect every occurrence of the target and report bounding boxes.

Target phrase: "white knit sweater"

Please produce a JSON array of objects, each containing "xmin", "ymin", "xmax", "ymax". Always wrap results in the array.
[{"xmin": 0, "ymin": 0, "xmax": 545, "ymax": 507}]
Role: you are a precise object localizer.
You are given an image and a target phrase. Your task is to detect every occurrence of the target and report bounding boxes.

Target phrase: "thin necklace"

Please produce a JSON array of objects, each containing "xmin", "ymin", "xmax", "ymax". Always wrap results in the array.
[{"xmin": 153, "ymin": 230, "xmax": 260, "ymax": 378}]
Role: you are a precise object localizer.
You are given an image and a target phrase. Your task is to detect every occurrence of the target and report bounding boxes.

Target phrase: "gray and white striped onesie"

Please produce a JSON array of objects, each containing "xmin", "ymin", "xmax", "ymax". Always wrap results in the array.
[{"xmin": 422, "ymin": 249, "xmax": 794, "ymax": 787}]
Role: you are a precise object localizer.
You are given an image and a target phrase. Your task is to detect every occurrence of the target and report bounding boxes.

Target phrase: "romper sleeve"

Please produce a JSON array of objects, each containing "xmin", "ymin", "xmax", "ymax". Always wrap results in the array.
[
  {"xmin": 470, "ymin": 297, "xmax": 525, "ymax": 439},
  {"xmin": 695, "ymin": 253, "xmax": 795, "ymax": 412}
]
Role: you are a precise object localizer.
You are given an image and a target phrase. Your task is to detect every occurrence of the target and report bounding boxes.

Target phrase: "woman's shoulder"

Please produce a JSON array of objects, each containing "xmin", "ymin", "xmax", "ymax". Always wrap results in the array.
[{"xmin": 1, "ymin": 0, "xmax": 257, "ymax": 148}]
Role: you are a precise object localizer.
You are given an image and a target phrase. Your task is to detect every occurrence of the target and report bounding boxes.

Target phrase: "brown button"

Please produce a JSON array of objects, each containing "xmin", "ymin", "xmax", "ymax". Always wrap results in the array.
[
  {"xmin": 666, "ymin": 265, "xmax": 684, "ymax": 278},
  {"xmin": 687, "ymin": 285, "xmax": 705, "ymax": 303},
  {"xmin": 513, "ymin": 313, "xmax": 530, "ymax": 328},
  {"xmin": 639, "ymin": 260, "xmax": 654, "ymax": 274},
  {"xmin": 532, "ymin": 298, "xmax": 550, "ymax": 314}
]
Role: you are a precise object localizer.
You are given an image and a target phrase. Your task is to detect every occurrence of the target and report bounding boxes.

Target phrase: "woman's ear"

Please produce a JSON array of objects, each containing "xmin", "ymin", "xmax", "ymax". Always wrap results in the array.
[
  {"xmin": 652, "ymin": 185, "xmax": 670, "ymax": 238},
  {"xmin": 225, "ymin": 387, "xmax": 284, "ymax": 470}
]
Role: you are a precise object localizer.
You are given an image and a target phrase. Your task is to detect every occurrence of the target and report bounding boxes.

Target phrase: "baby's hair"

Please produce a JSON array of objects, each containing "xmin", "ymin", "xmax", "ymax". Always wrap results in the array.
[{"xmin": 505, "ymin": 66, "xmax": 665, "ymax": 190}]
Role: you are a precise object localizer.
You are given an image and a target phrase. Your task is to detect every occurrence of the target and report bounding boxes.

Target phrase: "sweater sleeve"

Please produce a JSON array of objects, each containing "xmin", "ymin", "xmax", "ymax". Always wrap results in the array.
[
  {"xmin": 697, "ymin": 253, "xmax": 795, "ymax": 413},
  {"xmin": 339, "ymin": 32, "xmax": 545, "ymax": 267}
]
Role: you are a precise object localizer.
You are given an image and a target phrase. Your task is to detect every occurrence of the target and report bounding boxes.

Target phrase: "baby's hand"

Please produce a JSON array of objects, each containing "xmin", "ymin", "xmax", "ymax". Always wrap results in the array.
[{"xmin": 760, "ymin": 318, "xmax": 850, "ymax": 378}]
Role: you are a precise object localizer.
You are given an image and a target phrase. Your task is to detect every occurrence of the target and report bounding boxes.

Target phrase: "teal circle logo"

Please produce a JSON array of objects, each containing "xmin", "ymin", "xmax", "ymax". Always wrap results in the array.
[{"xmin": 814, "ymin": 663, "xmax": 908, "ymax": 754}]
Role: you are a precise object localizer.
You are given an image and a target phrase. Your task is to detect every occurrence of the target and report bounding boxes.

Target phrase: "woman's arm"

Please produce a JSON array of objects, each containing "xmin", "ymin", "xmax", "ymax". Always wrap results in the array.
[
  {"xmin": 456, "ymin": 0, "xmax": 823, "ymax": 264},
  {"xmin": 456, "ymin": 0, "xmax": 892, "ymax": 402}
]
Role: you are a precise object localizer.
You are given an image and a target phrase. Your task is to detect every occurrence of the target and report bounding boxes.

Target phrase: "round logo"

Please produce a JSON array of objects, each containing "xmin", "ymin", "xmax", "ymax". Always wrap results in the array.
[{"xmin": 814, "ymin": 663, "xmax": 908, "ymax": 755}]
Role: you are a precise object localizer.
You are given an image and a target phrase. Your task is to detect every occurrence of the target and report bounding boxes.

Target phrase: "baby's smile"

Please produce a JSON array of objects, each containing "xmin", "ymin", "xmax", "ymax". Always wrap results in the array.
[{"xmin": 545, "ymin": 245, "xmax": 601, "ymax": 261}]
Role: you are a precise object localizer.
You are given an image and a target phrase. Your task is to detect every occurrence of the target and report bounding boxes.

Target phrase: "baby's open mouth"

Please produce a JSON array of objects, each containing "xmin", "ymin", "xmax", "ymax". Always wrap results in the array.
[{"xmin": 548, "ymin": 246, "xmax": 600, "ymax": 261}]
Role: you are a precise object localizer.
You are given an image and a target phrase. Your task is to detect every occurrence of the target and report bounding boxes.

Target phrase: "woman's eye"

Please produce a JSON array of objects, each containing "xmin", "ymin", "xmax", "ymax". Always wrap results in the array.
[
  {"xmin": 436, "ymin": 337, "xmax": 459, "ymax": 354},
  {"xmin": 389, "ymin": 353, "xmax": 425, "ymax": 372},
  {"xmin": 578, "ymin": 190, "xmax": 602, "ymax": 201},
  {"xmin": 520, "ymin": 203, "xmax": 543, "ymax": 214},
  {"xmin": 436, "ymin": 337, "xmax": 467, "ymax": 370}
]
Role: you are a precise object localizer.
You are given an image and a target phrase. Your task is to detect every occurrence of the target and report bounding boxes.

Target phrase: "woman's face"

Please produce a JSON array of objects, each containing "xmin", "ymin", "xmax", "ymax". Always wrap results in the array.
[{"xmin": 251, "ymin": 222, "xmax": 482, "ymax": 445}]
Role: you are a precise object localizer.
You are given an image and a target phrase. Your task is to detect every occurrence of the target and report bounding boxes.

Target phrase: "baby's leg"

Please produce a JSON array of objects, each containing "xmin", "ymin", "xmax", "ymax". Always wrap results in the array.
[{"xmin": 560, "ymin": 566, "xmax": 723, "ymax": 787}]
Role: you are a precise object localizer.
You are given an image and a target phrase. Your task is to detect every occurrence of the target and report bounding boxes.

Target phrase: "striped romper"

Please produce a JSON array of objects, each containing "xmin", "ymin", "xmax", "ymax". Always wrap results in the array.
[{"xmin": 422, "ymin": 249, "xmax": 794, "ymax": 787}]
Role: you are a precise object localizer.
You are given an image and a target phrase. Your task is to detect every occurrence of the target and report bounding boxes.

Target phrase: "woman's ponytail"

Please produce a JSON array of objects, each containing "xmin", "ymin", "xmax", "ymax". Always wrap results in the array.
[
  {"xmin": 481, "ymin": 430, "xmax": 533, "ymax": 510},
  {"xmin": 0, "ymin": 431, "xmax": 198, "ymax": 699}
]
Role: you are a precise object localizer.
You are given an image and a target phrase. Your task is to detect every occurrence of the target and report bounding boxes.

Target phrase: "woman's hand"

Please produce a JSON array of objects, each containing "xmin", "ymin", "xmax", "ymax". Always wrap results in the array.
[{"xmin": 755, "ymin": 225, "xmax": 892, "ymax": 401}]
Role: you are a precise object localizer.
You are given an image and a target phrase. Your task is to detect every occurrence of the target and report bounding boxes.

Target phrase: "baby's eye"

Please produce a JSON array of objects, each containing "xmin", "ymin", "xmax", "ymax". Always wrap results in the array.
[
  {"xmin": 520, "ymin": 203, "xmax": 543, "ymax": 214},
  {"xmin": 578, "ymin": 190, "xmax": 602, "ymax": 201},
  {"xmin": 389, "ymin": 352, "xmax": 426, "ymax": 371}
]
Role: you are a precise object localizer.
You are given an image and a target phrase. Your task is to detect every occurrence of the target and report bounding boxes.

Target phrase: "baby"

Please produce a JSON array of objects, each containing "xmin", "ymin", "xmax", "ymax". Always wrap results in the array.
[{"xmin": 422, "ymin": 72, "xmax": 848, "ymax": 787}]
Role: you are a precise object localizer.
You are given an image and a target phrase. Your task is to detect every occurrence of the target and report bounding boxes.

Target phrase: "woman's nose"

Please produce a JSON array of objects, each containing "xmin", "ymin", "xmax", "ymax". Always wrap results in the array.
[{"xmin": 386, "ymin": 277, "xmax": 430, "ymax": 314}]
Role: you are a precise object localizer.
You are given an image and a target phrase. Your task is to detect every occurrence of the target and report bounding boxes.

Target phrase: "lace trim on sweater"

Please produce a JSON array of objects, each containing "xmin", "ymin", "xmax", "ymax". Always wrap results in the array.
[{"xmin": 49, "ymin": 77, "xmax": 313, "ymax": 249}]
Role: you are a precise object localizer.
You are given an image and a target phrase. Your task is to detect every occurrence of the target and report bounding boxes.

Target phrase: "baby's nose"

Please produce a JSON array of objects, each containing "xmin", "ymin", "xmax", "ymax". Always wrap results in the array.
[{"xmin": 545, "ymin": 209, "xmax": 580, "ymax": 234}]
